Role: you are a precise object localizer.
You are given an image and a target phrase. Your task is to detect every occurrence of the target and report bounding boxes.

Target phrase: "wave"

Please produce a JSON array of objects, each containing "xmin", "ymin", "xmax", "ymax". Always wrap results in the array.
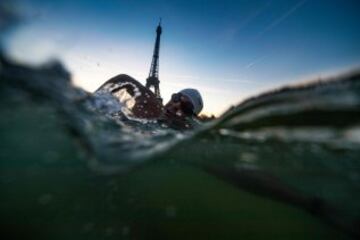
[{"xmin": 1, "ymin": 54, "xmax": 360, "ymax": 238}]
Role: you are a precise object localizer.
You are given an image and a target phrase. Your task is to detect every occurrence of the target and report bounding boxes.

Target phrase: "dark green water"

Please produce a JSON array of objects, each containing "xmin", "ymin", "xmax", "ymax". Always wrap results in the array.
[{"xmin": 1, "ymin": 54, "xmax": 360, "ymax": 239}]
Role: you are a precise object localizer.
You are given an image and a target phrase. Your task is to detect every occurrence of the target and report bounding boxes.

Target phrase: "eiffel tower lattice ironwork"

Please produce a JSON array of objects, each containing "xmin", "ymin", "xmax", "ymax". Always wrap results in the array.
[{"xmin": 146, "ymin": 19, "xmax": 162, "ymax": 102}]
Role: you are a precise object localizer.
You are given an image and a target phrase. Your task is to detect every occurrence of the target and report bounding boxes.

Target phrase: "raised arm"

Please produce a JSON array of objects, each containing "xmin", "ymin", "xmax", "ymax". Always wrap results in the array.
[{"xmin": 96, "ymin": 74, "xmax": 163, "ymax": 119}]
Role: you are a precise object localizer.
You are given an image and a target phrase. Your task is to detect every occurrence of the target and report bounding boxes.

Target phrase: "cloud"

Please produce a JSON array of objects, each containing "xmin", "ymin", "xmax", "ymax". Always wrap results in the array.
[
  {"xmin": 163, "ymin": 81, "xmax": 232, "ymax": 95},
  {"xmin": 237, "ymin": 0, "xmax": 273, "ymax": 31},
  {"xmin": 217, "ymin": 1, "xmax": 272, "ymax": 43},
  {"xmin": 258, "ymin": 0, "xmax": 307, "ymax": 37},
  {"xmin": 161, "ymin": 73, "xmax": 200, "ymax": 81},
  {"xmin": 245, "ymin": 55, "xmax": 267, "ymax": 69},
  {"xmin": 162, "ymin": 72, "xmax": 258, "ymax": 85}
]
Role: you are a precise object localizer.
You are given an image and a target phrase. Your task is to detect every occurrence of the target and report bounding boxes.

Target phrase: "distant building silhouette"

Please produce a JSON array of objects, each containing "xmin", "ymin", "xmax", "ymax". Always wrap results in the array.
[{"xmin": 146, "ymin": 19, "xmax": 162, "ymax": 103}]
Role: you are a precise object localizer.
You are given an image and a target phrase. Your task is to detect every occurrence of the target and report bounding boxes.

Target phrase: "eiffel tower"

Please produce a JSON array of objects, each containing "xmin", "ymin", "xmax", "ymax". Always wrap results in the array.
[{"xmin": 146, "ymin": 19, "xmax": 162, "ymax": 103}]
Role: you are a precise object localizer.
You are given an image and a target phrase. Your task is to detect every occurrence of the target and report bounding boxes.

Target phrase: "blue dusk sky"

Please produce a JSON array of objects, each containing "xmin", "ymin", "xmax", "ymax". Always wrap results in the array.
[{"xmin": 5, "ymin": 0, "xmax": 360, "ymax": 115}]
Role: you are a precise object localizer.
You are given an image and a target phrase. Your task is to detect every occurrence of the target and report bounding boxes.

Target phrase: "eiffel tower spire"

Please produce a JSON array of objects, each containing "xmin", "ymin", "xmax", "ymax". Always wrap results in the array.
[{"xmin": 146, "ymin": 19, "xmax": 162, "ymax": 102}]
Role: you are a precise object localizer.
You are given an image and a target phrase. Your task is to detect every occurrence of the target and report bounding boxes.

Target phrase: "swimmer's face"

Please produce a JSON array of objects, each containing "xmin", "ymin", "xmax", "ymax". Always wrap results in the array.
[{"xmin": 164, "ymin": 93, "xmax": 194, "ymax": 118}]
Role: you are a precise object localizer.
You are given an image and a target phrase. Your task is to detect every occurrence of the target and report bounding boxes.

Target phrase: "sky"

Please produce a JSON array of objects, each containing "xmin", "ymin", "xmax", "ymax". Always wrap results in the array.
[{"xmin": 4, "ymin": 0, "xmax": 360, "ymax": 116}]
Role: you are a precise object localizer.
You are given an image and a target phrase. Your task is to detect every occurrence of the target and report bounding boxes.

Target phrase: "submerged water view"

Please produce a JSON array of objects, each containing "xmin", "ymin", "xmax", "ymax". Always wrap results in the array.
[
  {"xmin": 1, "ymin": 48, "xmax": 360, "ymax": 239},
  {"xmin": 1, "ymin": 1, "xmax": 360, "ymax": 239}
]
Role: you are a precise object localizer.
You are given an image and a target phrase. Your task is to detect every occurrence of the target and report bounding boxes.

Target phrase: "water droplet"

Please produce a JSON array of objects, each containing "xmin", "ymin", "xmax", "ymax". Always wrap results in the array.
[{"xmin": 219, "ymin": 128, "xmax": 230, "ymax": 135}]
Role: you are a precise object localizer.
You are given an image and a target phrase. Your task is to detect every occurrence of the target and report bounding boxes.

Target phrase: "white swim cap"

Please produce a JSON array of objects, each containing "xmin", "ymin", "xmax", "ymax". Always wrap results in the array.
[{"xmin": 179, "ymin": 88, "xmax": 203, "ymax": 115}]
